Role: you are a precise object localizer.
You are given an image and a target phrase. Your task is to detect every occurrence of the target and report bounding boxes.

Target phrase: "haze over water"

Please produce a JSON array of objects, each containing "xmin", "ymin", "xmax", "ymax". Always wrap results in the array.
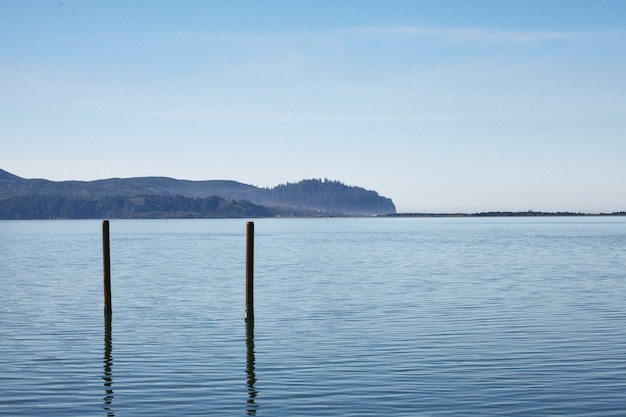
[{"xmin": 2, "ymin": 1, "xmax": 625, "ymax": 213}]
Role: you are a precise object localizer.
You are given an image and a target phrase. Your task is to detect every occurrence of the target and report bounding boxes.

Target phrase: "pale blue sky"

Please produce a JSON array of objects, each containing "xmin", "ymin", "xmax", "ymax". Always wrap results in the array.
[{"xmin": 2, "ymin": 1, "xmax": 625, "ymax": 212}]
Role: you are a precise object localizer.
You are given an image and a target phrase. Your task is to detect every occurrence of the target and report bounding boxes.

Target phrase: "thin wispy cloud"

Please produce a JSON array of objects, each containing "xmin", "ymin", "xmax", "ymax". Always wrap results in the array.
[
  {"xmin": 344, "ymin": 25, "xmax": 592, "ymax": 44},
  {"xmin": 54, "ymin": 24, "xmax": 593, "ymax": 47}
]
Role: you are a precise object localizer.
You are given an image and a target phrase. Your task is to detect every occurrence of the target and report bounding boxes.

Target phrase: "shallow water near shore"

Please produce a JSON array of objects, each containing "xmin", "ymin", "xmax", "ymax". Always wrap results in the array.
[{"xmin": 1, "ymin": 217, "xmax": 625, "ymax": 416}]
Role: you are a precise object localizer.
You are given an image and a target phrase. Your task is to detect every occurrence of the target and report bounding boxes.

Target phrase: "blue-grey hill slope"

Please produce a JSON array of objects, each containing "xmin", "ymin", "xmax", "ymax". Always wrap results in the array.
[{"xmin": 0, "ymin": 169, "xmax": 396, "ymax": 219}]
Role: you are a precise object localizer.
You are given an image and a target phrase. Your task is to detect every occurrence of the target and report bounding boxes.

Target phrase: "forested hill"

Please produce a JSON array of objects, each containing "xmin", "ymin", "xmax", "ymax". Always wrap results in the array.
[
  {"xmin": 267, "ymin": 179, "xmax": 395, "ymax": 216},
  {"xmin": 0, "ymin": 169, "xmax": 396, "ymax": 219}
]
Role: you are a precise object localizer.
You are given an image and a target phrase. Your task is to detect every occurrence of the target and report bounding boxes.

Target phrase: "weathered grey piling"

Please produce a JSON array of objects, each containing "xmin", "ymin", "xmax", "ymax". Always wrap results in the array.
[
  {"xmin": 102, "ymin": 220, "xmax": 112, "ymax": 315},
  {"xmin": 245, "ymin": 221, "xmax": 254, "ymax": 322}
]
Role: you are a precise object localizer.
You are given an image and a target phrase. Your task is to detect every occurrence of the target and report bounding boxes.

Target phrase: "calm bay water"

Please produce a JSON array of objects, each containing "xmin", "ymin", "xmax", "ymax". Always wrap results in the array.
[{"xmin": 1, "ymin": 217, "xmax": 625, "ymax": 416}]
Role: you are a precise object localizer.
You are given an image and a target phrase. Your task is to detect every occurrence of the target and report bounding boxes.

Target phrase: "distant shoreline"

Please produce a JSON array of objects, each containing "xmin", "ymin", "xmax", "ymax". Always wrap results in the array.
[{"xmin": 384, "ymin": 211, "xmax": 626, "ymax": 218}]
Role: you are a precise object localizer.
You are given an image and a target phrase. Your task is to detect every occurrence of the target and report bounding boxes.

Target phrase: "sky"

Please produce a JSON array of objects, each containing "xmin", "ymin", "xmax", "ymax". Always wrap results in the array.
[{"xmin": 1, "ymin": 0, "xmax": 625, "ymax": 213}]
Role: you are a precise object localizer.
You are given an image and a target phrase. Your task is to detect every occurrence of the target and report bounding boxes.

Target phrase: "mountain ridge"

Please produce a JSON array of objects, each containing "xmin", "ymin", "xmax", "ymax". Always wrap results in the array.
[{"xmin": 0, "ymin": 169, "xmax": 396, "ymax": 218}]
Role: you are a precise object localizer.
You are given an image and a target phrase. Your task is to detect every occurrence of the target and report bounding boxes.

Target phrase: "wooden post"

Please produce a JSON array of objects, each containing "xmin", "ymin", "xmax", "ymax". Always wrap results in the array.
[
  {"xmin": 102, "ymin": 220, "xmax": 112, "ymax": 315},
  {"xmin": 245, "ymin": 221, "xmax": 254, "ymax": 322}
]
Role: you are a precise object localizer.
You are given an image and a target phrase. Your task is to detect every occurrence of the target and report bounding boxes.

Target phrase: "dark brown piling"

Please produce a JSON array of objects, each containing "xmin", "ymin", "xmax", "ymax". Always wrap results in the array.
[
  {"xmin": 102, "ymin": 220, "xmax": 112, "ymax": 315},
  {"xmin": 245, "ymin": 221, "xmax": 254, "ymax": 322}
]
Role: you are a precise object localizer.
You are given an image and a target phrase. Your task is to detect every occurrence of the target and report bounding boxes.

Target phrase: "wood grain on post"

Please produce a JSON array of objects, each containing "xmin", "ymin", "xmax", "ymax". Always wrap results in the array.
[
  {"xmin": 245, "ymin": 221, "xmax": 254, "ymax": 322},
  {"xmin": 102, "ymin": 220, "xmax": 112, "ymax": 315}
]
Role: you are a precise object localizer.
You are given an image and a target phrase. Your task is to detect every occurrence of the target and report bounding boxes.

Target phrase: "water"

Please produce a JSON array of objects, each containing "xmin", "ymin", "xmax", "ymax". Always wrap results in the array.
[{"xmin": 1, "ymin": 217, "xmax": 625, "ymax": 416}]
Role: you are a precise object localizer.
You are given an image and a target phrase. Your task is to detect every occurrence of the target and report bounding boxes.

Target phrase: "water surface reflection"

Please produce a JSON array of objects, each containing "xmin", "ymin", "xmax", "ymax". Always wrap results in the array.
[
  {"xmin": 102, "ymin": 313, "xmax": 114, "ymax": 416},
  {"xmin": 246, "ymin": 321, "xmax": 258, "ymax": 415}
]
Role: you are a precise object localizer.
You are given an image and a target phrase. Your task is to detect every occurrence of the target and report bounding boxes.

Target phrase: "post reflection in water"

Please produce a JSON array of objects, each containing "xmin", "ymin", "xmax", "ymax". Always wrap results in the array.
[
  {"xmin": 246, "ymin": 321, "xmax": 258, "ymax": 415},
  {"xmin": 102, "ymin": 313, "xmax": 114, "ymax": 416}
]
